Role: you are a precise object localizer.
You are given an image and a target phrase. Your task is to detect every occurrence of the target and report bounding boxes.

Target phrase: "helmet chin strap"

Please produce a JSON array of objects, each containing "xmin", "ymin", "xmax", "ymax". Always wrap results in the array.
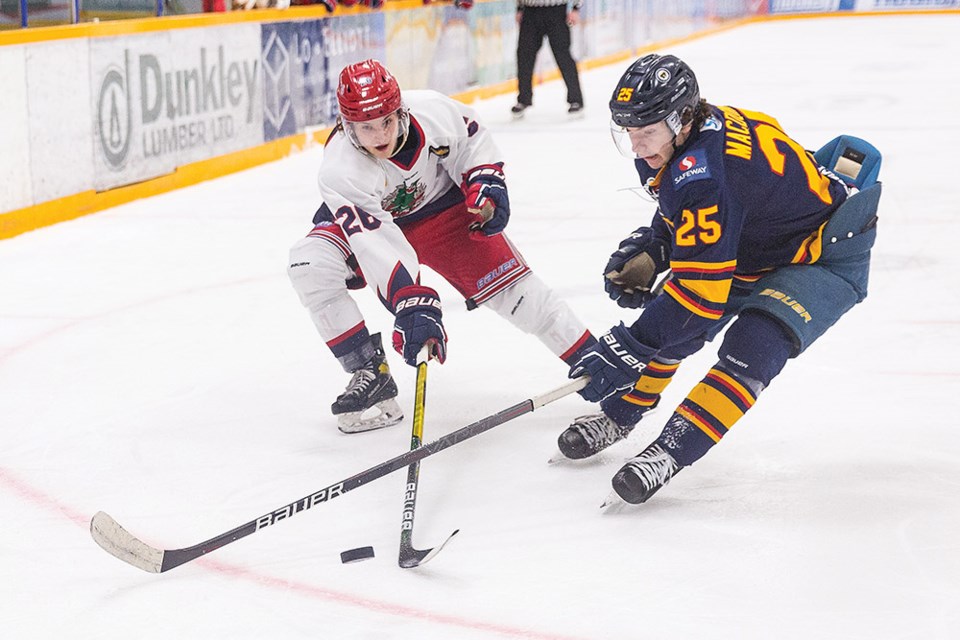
[
  {"xmin": 666, "ymin": 111, "xmax": 694, "ymax": 162},
  {"xmin": 383, "ymin": 107, "xmax": 411, "ymax": 159},
  {"xmin": 387, "ymin": 125, "xmax": 410, "ymax": 159},
  {"xmin": 670, "ymin": 134, "xmax": 681, "ymax": 153},
  {"xmin": 663, "ymin": 110, "xmax": 685, "ymax": 162}
]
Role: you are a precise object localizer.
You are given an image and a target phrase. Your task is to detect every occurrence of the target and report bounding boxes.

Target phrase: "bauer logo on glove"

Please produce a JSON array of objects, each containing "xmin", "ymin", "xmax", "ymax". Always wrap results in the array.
[
  {"xmin": 392, "ymin": 285, "xmax": 448, "ymax": 366},
  {"xmin": 395, "ymin": 295, "xmax": 442, "ymax": 313}
]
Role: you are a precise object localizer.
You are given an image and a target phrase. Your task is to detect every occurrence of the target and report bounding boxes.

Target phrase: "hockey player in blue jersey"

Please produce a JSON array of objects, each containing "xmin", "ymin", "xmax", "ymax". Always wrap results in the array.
[{"xmin": 562, "ymin": 53, "xmax": 881, "ymax": 506}]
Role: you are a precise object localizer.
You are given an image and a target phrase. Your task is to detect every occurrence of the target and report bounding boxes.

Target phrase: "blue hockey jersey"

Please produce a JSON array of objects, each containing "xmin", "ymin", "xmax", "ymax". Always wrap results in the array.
[{"xmin": 631, "ymin": 104, "xmax": 850, "ymax": 350}]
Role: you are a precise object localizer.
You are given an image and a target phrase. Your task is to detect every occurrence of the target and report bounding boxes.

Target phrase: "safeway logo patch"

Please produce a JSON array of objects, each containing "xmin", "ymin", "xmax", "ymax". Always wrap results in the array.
[{"xmin": 673, "ymin": 149, "xmax": 711, "ymax": 188}]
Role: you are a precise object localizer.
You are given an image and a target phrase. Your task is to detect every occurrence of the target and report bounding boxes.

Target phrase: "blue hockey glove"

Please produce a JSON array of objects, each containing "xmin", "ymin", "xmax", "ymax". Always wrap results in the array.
[
  {"xmin": 392, "ymin": 285, "xmax": 448, "ymax": 367},
  {"xmin": 464, "ymin": 165, "xmax": 510, "ymax": 235},
  {"xmin": 604, "ymin": 226, "xmax": 670, "ymax": 309},
  {"xmin": 569, "ymin": 323, "xmax": 658, "ymax": 403}
]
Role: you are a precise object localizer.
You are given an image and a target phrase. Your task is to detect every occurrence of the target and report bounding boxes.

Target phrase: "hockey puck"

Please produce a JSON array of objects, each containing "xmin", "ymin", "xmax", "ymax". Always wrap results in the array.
[{"xmin": 340, "ymin": 546, "xmax": 375, "ymax": 564}]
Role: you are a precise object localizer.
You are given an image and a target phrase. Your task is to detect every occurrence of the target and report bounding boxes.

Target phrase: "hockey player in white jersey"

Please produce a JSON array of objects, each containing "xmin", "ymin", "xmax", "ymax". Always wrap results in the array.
[{"xmin": 288, "ymin": 59, "xmax": 595, "ymax": 433}]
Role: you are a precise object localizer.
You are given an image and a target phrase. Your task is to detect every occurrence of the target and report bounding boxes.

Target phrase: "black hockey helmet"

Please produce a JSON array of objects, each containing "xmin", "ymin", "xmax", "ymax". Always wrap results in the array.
[{"xmin": 609, "ymin": 54, "xmax": 700, "ymax": 134}]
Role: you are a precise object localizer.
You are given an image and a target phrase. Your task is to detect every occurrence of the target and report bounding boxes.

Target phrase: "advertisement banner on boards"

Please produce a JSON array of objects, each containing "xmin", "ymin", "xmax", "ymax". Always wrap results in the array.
[
  {"xmin": 471, "ymin": 1, "xmax": 516, "ymax": 88},
  {"xmin": 169, "ymin": 26, "xmax": 263, "ymax": 167},
  {"xmin": 261, "ymin": 19, "xmax": 334, "ymax": 142},
  {"xmin": 324, "ymin": 12, "xmax": 387, "ymax": 94},
  {"xmin": 90, "ymin": 25, "xmax": 264, "ymax": 191},
  {"xmin": 384, "ymin": 7, "xmax": 441, "ymax": 90},
  {"xmin": 426, "ymin": 7, "xmax": 476, "ymax": 96},
  {"xmin": 768, "ymin": 0, "xmax": 852, "ymax": 12},
  {"xmin": 386, "ymin": 6, "xmax": 473, "ymax": 95},
  {"xmin": 857, "ymin": 0, "xmax": 957, "ymax": 7},
  {"xmin": 261, "ymin": 12, "xmax": 386, "ymax": 142},
  {"xmin": 583, "ymin": 0, "xmax": 630, "ymax": 60}
]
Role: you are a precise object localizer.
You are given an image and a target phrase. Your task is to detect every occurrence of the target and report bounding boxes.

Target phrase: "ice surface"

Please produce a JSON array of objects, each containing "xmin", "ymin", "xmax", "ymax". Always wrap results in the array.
[{"xmin": 1, "ymin": 14, "xmax": 958, "ymax": 640}]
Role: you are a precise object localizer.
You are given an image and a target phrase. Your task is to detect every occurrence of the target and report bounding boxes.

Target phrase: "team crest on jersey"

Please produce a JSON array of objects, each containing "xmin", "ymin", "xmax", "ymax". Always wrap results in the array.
[
  {"xmin": 382, "ymin": 178, "xmax": 427, "ymax": 217},
  {"xmin": 429, "ymin": 145, "xmax": 450, "ymax": 158},
  {"xmin": 672, "ymin": 149, "xmax": 711, "ymax": 188},
  {"xmin": 700, "ymin": 114, "xmax": 722, "ymax": 132}
]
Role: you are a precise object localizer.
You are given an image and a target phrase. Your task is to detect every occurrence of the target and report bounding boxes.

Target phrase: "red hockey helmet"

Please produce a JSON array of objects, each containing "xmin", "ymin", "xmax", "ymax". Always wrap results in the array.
[{"xmin": 337, "ymin": 59, "xmax": 402, "ymax": 123}]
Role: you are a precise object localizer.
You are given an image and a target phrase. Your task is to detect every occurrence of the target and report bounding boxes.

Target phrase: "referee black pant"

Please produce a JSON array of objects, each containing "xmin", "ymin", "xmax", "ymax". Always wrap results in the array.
[{"xmin": 516, "ymin": 6, "xmax": 583, "ymax": 107}]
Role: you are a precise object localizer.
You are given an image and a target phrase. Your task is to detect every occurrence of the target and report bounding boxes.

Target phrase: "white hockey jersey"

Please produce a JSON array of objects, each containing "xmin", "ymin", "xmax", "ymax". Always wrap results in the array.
[{"xmin": 317, "ymin": 90, "xmax": 503, "ymax": 307}]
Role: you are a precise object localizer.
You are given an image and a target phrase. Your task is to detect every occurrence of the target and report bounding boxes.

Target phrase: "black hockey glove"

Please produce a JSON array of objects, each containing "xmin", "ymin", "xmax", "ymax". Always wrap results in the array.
[
  {"xmin": 392, "ymin": 285, "xmax": 448, "ymax": 367},
  {"xmin": 569, "ymin": 324, "xmax": 658, "ymax": 403},
  {"xmin": 464, "ymin": 165, "xmax": 510, "ymax": 235},
  {"xmin": 604, "ymin": 226, "xmax": 670, "ymax": 309}
]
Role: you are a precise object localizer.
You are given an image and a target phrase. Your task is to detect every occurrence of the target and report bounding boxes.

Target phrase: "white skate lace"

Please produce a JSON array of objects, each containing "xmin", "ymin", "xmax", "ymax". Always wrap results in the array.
[
  {"xmin": 624, "ymin": 445, "xmax": 676, "ymax": 490},
  {"xmin": 571, "ymin": 414, "xmax": 621, "ymax": 449},
  {"xmin": 343, "ymin": 368, "xmax": 376, "ymax": 398}
]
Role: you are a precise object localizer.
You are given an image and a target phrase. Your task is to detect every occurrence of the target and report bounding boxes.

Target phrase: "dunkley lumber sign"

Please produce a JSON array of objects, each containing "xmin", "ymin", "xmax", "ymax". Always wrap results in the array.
[{"xmin": 91, "ymin": 27, "xmax": 264, "ymax": 191}]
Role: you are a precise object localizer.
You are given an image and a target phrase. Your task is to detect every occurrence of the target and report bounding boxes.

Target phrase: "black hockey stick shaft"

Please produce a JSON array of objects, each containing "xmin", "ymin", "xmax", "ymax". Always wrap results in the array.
[{"xmin": 90, "ymin": 376, "xmax": 588, "ymax": 573}]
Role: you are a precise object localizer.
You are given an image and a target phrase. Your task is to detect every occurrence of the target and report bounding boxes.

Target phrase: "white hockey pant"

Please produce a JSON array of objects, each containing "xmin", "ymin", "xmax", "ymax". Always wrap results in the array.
[
  {"xmin": 483, "ymin": 273, "xmax": 588, "ymax": 359},
  {"xmin": 289, "ymin": 236, "xmax": 587, "ymax": 363},
  {"xmin": 288, "ymin": 236, "xmax": 367, "ymax": 361}
]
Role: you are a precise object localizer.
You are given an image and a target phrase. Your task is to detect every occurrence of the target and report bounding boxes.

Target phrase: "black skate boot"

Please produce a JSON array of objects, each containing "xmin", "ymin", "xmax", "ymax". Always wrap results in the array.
[
  {"xmin": 609, "ymin": 443, "xmax": 679, "ymax": 505},
  {"xmin": 557, "ymin": 413, "xmax": 634, "ymax": 460},
  {"xmin": 332, "ymin": 334, "xmax": 403, "ymax": 433}
]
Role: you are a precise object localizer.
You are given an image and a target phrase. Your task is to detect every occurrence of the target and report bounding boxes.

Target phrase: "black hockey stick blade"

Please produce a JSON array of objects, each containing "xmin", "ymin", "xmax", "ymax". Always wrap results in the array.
[
  {"xmin": 89, "ymin": 377, "xmax": 588, "ymax": 573},
  {"xmin": 399, "ymin": 528, "xmax": 460, "ymax": 568}
]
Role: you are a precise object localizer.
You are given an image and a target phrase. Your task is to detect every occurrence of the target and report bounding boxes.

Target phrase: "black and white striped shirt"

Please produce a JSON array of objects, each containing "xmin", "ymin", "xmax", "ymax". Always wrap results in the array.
[{"xmin": 517, "ymin": 0, "xmax": 582, "ymax": 10}]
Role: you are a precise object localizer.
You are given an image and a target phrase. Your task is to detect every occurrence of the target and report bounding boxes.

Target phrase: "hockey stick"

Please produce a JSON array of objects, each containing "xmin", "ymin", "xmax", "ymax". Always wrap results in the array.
[
  {"xmin": 547, "ymin": 271, "xmax": 673, "ymax": 466},
  {"xmin": 90, "ymin": 376, "xmax": 588, "ymax": 573},
  {"xmin": 398, "ymin": 348, "xmax": 459, "ymax": 568}
]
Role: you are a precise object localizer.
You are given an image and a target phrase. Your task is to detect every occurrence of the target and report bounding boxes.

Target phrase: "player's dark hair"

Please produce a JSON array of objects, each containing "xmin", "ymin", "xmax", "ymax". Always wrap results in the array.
[{"xmin": 688, "ymin": 99, "xmax": 710, "ymax": 130}]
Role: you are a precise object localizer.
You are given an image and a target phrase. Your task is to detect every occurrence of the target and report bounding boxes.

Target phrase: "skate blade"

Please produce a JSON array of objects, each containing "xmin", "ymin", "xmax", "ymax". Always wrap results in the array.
[
  {"xmin": 547, "ymin": 449, "xmax": 598, "ymax": 465},
  {"xmin": 337, "ymin": 398, "xmax": 404, "ymax": 434},
  {"xmin": 599, "ymin": 490, "xmax": 627, "ymax": 513},
  {"xmin": 547, "ymin": 448, "xmax": 618, "ymax": 465}
]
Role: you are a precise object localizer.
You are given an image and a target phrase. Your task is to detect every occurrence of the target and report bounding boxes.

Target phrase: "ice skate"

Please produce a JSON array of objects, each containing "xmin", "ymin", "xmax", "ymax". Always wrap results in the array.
[
  {"xmin": 567, "ymin": 102, "xmax": 584, "ymax": 119},
  {"xmin": 511, "ymin": 103, "xmax": 529, "ymax": 120},
  {"xmin": 553, "ymin": 413, "xmax": 634, "ymax": 462},
  {"xmin": 332, "ymin": 339, "xmax": 403, "ymax": 433},
  {"xmin": 607, "ymin": 443, "xmax": 679, "ymax": 506}
]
